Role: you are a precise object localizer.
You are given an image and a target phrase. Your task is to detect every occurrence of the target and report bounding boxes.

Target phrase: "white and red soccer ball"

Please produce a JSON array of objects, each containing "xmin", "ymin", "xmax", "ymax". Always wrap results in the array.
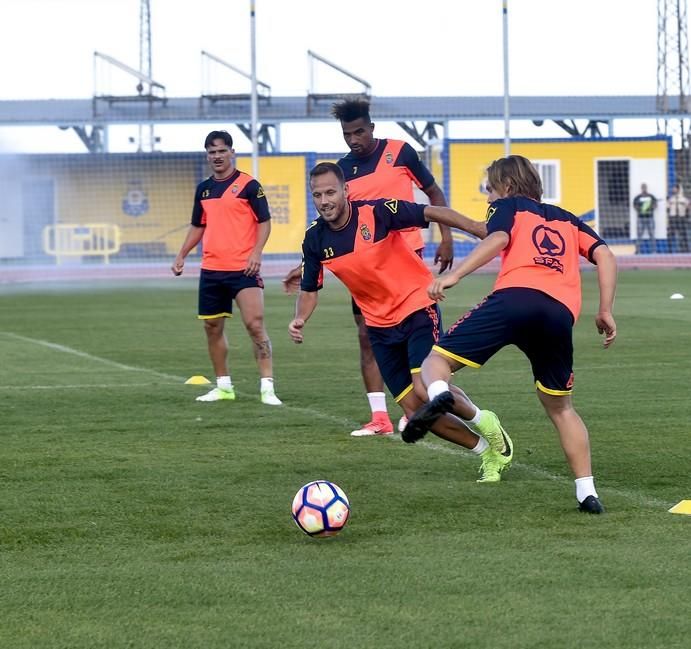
[{"xmin": 291, "ymin": 480, "xmax": 350, "ymax": 537}]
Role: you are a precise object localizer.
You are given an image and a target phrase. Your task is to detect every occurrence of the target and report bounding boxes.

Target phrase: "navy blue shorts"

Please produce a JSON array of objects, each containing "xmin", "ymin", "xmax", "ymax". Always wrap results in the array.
[
  {"xmin": 434, "ymin": 287, "xmax": 575, "ymax": 394},
  {"xmin": 367, "ymin": 303, "xmax": 442, "ymax": 402},
  {"xmin": 352, "ymin": 247, "xmax": 424, "ymax": 317},
  {"xmin": 198, "ymin": 269, "xmax": 264, "ymax": 319}
]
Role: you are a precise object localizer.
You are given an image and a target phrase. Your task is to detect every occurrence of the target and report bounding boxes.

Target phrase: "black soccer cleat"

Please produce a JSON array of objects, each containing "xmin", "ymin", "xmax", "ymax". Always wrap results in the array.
[
  {"xmin": 578, "ymin": 495, "xmax": 605, "ymax": 514},
  {"xmin": 401, "ymin": 391, "xmax": 455, "ymax": 443}
]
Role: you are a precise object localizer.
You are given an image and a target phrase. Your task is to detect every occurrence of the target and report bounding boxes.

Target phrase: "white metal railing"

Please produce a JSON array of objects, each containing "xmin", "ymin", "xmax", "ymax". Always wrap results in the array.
[{"xmin": 43, "ymin": 224, "xmax": 121, "ymax": 264}]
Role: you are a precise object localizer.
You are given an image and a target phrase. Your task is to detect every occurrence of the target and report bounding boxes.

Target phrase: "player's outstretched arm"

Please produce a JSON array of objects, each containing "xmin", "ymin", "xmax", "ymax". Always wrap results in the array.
[
  {"xmin": 433, "ymin": 227, "xmax": 454, "ymax": 273},
  {"xmin": 282, "ymin": 263, "xmax": 302, "ymax": 294},
  {"xmin": 592, "ymin": 245, "xmax": 618, "ymax": 348},
  {"xmin": 422, "ymin": 182, "xmax": 455, "ymax": 272},
  {"xmin": 171, "ymin": 225, "xmax": 204, "ymax": 276},
  {"xmin": 428, "ymin": 231, "xmax": 508, "ymax": 301},
  {"xmin": 423, "ymin": 206, "xmax": 487, "ymax": 240},
  {"xmin": 289, "ymin": 290, "xmax": 319, "ymax": 344},
  {"xmin": 245, "ymin": 220, "xmax": 271, "ymax": 276}
]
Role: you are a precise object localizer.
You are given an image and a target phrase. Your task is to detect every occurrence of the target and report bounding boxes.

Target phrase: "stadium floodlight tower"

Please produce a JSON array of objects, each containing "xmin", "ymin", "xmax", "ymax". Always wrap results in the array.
[
  {"xmin": 92, "ymin": 51, "xmax": 166, "ymax": 152},
  {"xmin": 92, "ymin": 0, "xmax": 165, "ymax": 153},
  {"xmin": 305, "ymin": 49, "xmax": 443, "ymax": 168},
  {"xmin": 306, "ymin": 49, "xmax": 371, "ymax": 113},
  {"xmin": 657, "ymin": 0, "xmax": 691, "ymax": 182},
  {"xmin": 305, "ymin": 49, "xmax": 436, "ymax": 149},
  {"xmin": 137, "ymin": 0, "xmax": 156, "ymax": 152},
  {"xmin": 200, "ymin": 50, "xmax": 275, "ymax": 152}
]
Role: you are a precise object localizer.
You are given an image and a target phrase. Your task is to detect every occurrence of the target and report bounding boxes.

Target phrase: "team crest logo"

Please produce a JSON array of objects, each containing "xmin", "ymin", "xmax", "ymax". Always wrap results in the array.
[
  {"xmin": 360, "ymin": 224, "xmax": 372, "ymax": 240},
  {"xmin": 231, "ymin": 184, "xmax": 240, "ymax": 194},
  {"xmin": 532, "ymin": 225, "xmax": 566, "ymax": 273},
  {"xmin": 384, "ymin": 199, "xmax": 398, "ymax": 214},
  {"xmin": 121, "ymin": 180, "xmax": 149, "ymax": 217},
  {"xmin": 485, "ymin": 206, "xmax": 497, "ymax": 222},
  {"xmin": 256, "ymin": 185, "xmax": 265, "ymax": 198},
  {"xmin": 385, "ymin": 152, "xmax": 393, "ymax": 164}
]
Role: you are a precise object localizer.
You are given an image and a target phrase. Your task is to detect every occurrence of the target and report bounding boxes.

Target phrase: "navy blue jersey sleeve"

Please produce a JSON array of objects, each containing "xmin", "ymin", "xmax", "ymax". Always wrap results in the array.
[
  {"xmin": 394, "ymin": 142, "xmax": 435, "ymax": 190},
  {"xmin": 485, "ymin": 198, "xmax": 516, "ymax": 235},
  {"xmin": 372, "ymin": 198, "xmax": 428, "ymax": 232},
  {"xmin": 241, "ymin": 179, "xmax": 271, "ymax": 223},
  {"xmin": 577, "ymin": 219, "xmax": 606, "ymax": 261},
  {"xmin": 191, "ymin": 183, "xmax": 205, "ymax": 227},
  {"xmin": 299, "ymin": 222, "xmax": 324, "ymax": 292}
]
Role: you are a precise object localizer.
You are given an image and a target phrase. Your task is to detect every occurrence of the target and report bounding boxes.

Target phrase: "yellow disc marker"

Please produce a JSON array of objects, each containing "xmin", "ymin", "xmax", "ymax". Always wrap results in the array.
[
  {"xmin": 184, "ymin": 375, "xmax": 212, "ymax": 385},
  {"xmin": 668, "ymin": 500, "xmax": 691, "ymax": 516}
]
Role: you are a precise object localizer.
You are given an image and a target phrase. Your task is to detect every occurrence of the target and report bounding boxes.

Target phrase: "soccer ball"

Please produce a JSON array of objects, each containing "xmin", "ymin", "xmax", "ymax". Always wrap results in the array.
[{"xmin": 291, "ymin": 480, "xmax": 350, "ymax": 538}]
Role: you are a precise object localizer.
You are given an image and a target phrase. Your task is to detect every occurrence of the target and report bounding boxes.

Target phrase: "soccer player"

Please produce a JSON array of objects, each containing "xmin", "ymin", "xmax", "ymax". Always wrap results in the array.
[
  {"xmin": 172, "ymin": 130, "xmax": 282, "ymax": 406},
  {"xmin": 403, "ymin": 155, "xmax": 617, "ymax": 512},
  {"xmin": 284, "ymin": 98, "xmax": 454, "ymax": 437},
  {"xmin": 288, "ymin": 162, "xmax": 513, "ymax": 482}
]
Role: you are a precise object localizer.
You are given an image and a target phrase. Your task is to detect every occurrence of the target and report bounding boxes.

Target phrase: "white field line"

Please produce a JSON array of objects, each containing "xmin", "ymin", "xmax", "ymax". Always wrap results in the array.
[
  {"xmin": 0, "ymin": 332, "xmax": 356, "ymax": 426},
  {"xmin": 1, "ymin": 332, "xmax": 179, "ymax": 381},
  {"xmin": 414, "ymin": 438, "xmax": 672, "ymax": 509},
  {"xmin": 0, "ymin": 383, "xmax": 176, "ymax": 390},
  {"xmin": 1, "ymin": 331, "xmax": 672, "ymax": 509}
]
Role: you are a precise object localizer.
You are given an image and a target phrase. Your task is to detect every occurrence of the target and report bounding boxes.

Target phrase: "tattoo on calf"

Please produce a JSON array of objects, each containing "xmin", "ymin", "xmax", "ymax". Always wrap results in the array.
[{"xmin": 254, "ymin": 340, "xmax": 272, "ymax": 359}]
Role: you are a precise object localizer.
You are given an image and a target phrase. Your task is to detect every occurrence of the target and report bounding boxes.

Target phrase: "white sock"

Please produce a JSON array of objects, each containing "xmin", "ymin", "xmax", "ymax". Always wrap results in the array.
[
  {"xmin": 217, "ymin": 375, "xmax": 233, "ymax": 391},
  {"xmin": 367, "ymin": 392, "xmax": 387, "ymax": 414},
  {"xmin": 575, "ymin": 476, "xmax": 598, "ymax": 502},
  {"xmin": 470, "ymin": 436, "xmax": 489, "ymax": 455},
  {"xmin": 260, "ymin": 377, "xmax": 275, "ymax": 392},
  {"xmin": 427, "ymin": 380, "xmax": 450, "ymax": 400},
  {"xmin": 462, "ymin": 405, "xmax": 482, "ymax": 426}
]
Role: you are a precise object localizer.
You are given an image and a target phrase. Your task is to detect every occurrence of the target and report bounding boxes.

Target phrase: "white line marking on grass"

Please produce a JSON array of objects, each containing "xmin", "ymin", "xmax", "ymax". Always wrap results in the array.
[
  {"xmin": 0, "ymin": 383, "xmax": 178, "ymax": 390},
  {"xmin": 413, "ymin": 437, "xmax": 672, "ymax": 508},
  {"xmin": 284, "ymin": 404, "xmax": 358, "ymax": 428},
  {"xmin": 3, "ymin": 331, "xmax": 671, "ymax": 509},
  {"xmin": 1, "ymin": 332, "xmax": 180, "ymax": 381},
  {"xmin": 0, "ymin": 331, "xmax": 356, "ymax": 427}
]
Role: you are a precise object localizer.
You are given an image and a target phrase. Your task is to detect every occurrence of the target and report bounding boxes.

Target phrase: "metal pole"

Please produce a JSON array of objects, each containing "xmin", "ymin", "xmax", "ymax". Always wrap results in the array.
[
  {"xmin": 502, "ymin": 0, "xmax": 511, "ymax": 156},
  {"xmin": 250, "ymin": 0, "xmax": 259, "ymax": 178}
]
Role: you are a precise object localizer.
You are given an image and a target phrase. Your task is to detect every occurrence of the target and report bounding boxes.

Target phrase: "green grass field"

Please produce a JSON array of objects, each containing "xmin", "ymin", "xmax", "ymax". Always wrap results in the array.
[{"xmin": 1, "ymin": 269, "xmax": 690, "ymax": 649}]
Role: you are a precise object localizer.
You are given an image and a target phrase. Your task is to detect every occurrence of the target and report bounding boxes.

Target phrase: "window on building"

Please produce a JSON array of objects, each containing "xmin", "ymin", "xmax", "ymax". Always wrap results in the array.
[{"xmin": 533, "ymin": 160, "xmax": 561, "ymax": 203}]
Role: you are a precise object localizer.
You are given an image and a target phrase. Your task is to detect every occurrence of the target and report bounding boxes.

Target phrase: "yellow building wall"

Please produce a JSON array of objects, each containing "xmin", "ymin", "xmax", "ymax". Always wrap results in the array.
[
  {"xmin": 236, "ymin": 155, "xmax": 308, "ymax": 254},
  {"xmin": 48, "ymin": 158, "xmax": 197, "ymax": 255},
  {"xmin": 447, "ymin": 139, "xmax": 669, "ymax": 223},
  {"xmin": 36, "ymin": 154, "xmax": 309, "ymax": 255},
  {"xmin": 27, "ymin": 140, "xmax": 668, "ymax": 259}
]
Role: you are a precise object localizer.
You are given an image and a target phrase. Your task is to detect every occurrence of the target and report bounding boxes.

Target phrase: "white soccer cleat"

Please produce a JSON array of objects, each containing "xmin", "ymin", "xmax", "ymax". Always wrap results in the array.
[
  {"xmin": 261, "ymin": 388, "xmax": 283, "ymax": 406},
  {"xmin": 397, "ymin": 415, "xmax": 408, "ymax": 433},
  {"xmin": 196, "ymin": 387, "xmax": 235, "ymax": 402}
]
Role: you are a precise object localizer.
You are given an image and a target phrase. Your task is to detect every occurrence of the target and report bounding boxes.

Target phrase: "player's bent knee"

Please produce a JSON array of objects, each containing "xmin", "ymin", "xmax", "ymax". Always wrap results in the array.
[{"xmin": 244, "ymin": 318, "xmax": 266, "ymax": 338}]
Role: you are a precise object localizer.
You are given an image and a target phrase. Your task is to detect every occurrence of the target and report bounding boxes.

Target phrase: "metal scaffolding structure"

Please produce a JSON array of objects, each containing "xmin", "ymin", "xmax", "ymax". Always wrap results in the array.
[
  {"xmin": 657, "ymin": 0, "xmax": 691, "ymax": 178},
  {"xmin": 137, "ymin": 0, "xmax": 156, "ymax": 151},
  {"xmin": 1, "ymin": 94, "xmax": 686, "ymax": 153}
]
